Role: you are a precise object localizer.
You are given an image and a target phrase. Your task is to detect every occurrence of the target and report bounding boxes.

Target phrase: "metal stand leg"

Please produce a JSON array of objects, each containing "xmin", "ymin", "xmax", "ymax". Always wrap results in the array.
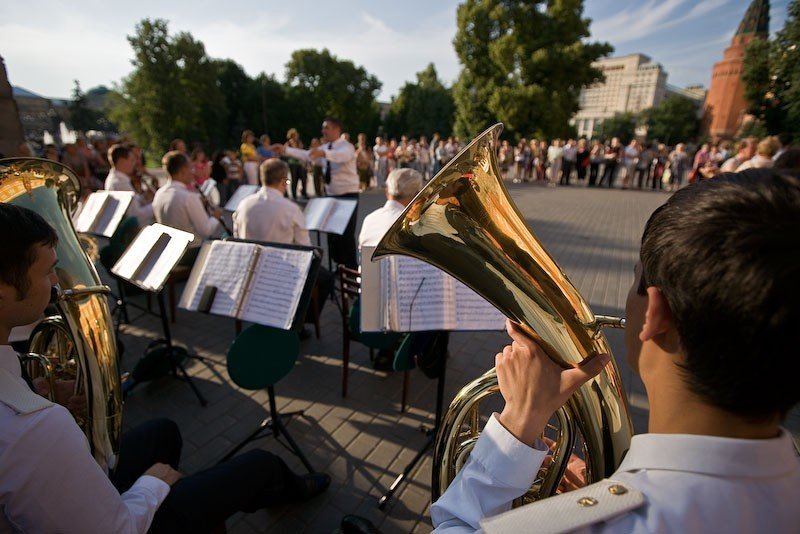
[{"xmin": 157, "ymin": 291, "xmax": 208, "ymax": 406}]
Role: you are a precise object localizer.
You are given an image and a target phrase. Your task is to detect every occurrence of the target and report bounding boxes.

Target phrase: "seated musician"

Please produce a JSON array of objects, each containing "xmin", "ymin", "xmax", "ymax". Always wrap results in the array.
[
  {"xmin": 232, "ymin": 158, "xmax": 333, "ymax": 332},
  {"xmin": 358, "ymin": 167, "xmax": 423, "ymax": 248},
  {"xmin": 152, "ymin": 151, "xmax": 222, "ymax": 266},
  {"xmin": 431, "ymin": 169, "xmax": 800, "ymax": 532},
  {"xmin": 104, "ymin": 143, "xmax": 155, "ymax": 226},
  {"xmin": 0, "ymin": 203, "xmax": 331, "ymax": 533}
]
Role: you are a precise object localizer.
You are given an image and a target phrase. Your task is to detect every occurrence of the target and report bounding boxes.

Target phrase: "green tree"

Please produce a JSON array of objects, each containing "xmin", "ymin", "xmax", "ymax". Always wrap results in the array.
[
  {"xmin": 284, "ymin": 49, "xmax": 382, "ymax": 140},
  {"xmin": 643, "ymin": 95, "xmax": 699, "ymax": 144},
  {"xmin": 451, "ymin": 0, "xmax": 612, "ymax": 140},
  {"xmin": 596, "ymin": 112, "xmax": 637, "ymax": 144},
  {"xmin": 68, "ymin": 80, "xmax": 100, "ymax": 132},
  {"xmin": 110, "ymin": 19, "xmax": 226, "ymax": 155},
  {"xmin": 743, "ymin": 0, "xmax": 800, "ymax": 135},
  {"xmin": 386, "ymin": 63, "xmax": 454, "ymax": 138}
]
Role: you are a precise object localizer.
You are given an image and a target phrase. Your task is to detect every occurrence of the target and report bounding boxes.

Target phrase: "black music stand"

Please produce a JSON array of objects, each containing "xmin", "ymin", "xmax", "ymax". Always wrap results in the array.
[
  {"xmin": 111, "ymin": 224, "xmax": 212, "ymax": 406},
  {"xmin": 378, "ymin": 336, "xmax": 448, "ymax": 509}
]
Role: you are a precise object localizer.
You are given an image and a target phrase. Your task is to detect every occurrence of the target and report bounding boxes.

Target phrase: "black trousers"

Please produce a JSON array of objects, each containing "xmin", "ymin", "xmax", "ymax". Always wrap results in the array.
[
  {"xmin": 560, "ymin": 160, "xmax": 574, "ymax": 185},
  {"xmin": 588, "ymin": 163, "xmax": 600, "ymax": 186},
  {"xmin": 290, "ymin": 163, "xmax": 307, "ymax": 198},
  {"xmin": 111, "ymin": 419, "xmax": 306, "ymax": 534},
  {"xmin": 600, "ymin": 162, "xmax": 617, "ymax": 187},
  {"xmin": 328, "ymin": 192, "xmax": 359, "ymax": 269}
]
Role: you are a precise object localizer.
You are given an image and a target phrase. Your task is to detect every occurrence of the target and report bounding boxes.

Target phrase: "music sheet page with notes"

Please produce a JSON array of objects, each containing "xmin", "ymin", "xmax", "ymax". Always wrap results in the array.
[
  {"xmin": 453, "ymin": 280, "xmax": 506, "ymax": 330},
  {"xmin": 187, "ymin": 241, "xmax": 258, "ymax": 316},
  {"xmin": 387, "ymin": 256, "xmax": 455, "ymax": 331},
  {"xmin": 239, "ymin": 247, "xmax": 313, "ymax": 328}
]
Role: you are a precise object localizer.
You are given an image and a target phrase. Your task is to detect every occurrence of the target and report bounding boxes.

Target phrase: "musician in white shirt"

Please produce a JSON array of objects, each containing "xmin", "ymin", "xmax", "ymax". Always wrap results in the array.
[
  {"xmin": 233, "ymin": 158, "xmax": 310, "ymax": 246},
  {"xmin": 152, "ymin": 151, "xmax": 221, "ymax": 264},
  {"xmin": 104, "ymin": 144, "xmax": 154, "ymax": 226},
  {"xmin": 431, "ymin": 169, "xmax": 800, "ymax": 533},
  {"xmin": 358, "ymin": 167, "xmax": 423, "ymax": 248},
  {"xmin": 0, "ymin": 203, "xmax": 331, "ymax": 533},
  {"xmin": 274, "ymin": 117, "xmax": 359, "ymax": 268}
]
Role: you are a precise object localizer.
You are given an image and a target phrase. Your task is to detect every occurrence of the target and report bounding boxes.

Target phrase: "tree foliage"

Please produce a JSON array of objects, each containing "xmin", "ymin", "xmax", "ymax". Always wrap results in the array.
[
  {"xmin": 385, "ymin": 63, "xmax": 454, "ymax": 138},
  {"xmin": 743, "ymin": 0, "xmax": 800, "ymax": 135},
  {"xmin": 68, "ymin": 80, "xmax": 100, "ymax": 132},
  {"xmin": 284, "ymin": 49, "xmax": 382, "ymax": 140},
  {"xmin": 451, "ymin": 0, "xmax": 612, "ymax": 140},
  {"xmin": 596, "ymin": 112, "xmax": 637, "ymax": 144},
  {"xmin": 643, "ymin": 95, "xmax": 699, "ymax": 144}
]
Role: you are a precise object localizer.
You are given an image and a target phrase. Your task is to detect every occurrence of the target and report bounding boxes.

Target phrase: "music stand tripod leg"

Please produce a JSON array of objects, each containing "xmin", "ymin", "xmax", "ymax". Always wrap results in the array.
[{"xmin": 267, "ymin": 386, "xmax": 315, "ymax": 473}]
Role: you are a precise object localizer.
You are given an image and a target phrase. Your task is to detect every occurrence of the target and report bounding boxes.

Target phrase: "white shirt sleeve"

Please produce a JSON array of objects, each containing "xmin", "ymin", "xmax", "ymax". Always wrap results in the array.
[
  {"xmin": 185, "ymin": 192, "xmax": 219, "ymax": 239},
  {"xmin": 284, "ymin": 146, "xmax": 311, "ymax": 162},
  {"xmin": 3, "ymin": 405, "xmax": 169, "ymax": 533},
  {"xmin": 292, "ymin": 206, "xmax": 311, "ymax": 246},
  {"xmin": 324, "ymin": 142, "xmax": 355, "ymax": 163},
  {"xmin": 431, "ymin": 413, "xmax": 548, "ymax": 533}
]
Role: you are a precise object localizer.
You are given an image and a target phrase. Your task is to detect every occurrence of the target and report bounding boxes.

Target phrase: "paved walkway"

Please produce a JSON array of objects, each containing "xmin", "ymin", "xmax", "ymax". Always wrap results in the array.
[{"xmin": 113, "ymin": 181, "xmax": 788, "ymax": 533}]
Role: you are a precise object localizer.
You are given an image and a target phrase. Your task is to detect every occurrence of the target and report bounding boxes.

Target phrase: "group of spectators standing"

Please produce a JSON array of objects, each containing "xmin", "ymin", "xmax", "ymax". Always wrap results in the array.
[{"xmin": 496, "ymin": 133, "xmax": 798, "ymax": 191}]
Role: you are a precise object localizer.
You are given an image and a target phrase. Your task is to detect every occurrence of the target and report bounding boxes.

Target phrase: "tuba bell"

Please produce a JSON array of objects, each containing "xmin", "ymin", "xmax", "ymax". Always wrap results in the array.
[
  {"xmin": 0, "ymin": 157, "xmax": 123, "ymax": 472},
  {"xmin": 373, "ymin": 124, "xmax": 633, "ymax": 503}
]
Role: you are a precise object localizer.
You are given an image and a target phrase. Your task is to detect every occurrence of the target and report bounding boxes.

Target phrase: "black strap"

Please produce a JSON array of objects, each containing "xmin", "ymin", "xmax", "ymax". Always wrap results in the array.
[{"xmin": 324, "ymin": 142, "xmax": 333, "ymax": 184}]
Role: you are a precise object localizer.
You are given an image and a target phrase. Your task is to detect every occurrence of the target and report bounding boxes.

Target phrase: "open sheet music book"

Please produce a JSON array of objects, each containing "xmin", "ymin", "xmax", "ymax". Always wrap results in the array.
[
  {"xmin": 304, "ymin": 197, "xmax": 357, "ymax": 235},
  {"xmin": 223, "ymin": 184, "xmax": 259, "ymax": 211},
  {"xmin": 73, "ymin": 191, "xmax": 134, "ymax": 237},
  {"xmin": 111, "ymin": 223, "xmax": 195, "ymax": 292},
  {"xmin": 360, "ymin": 246, "xmax": 506, "ymax": 332},
  {"xmin": 179, "ymin": 240, "xmax": 313, "ymax": 329}
]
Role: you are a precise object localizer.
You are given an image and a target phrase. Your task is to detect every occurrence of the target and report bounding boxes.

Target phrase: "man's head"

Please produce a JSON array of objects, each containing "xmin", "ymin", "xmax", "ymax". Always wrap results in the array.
[
  {"xmin": 0, "ymin": 204, "xmax": 59, "ymax": 334},
  {"xmin": 260, "ymin": 158, "xmax": 289, "ymax": 192},
  {"xmin": 757, "ymin": 137, "xmax": 780, "ymax": 159},
  {"xmin": 169, "ymin": 138, "xmax": 187, "ymax": 154},
  {"xmin": 777, "ymin": 133, "xmax": 793, "ymax": 149},
  {"xmin": 260, "ymin": 134, "xmax": 271, "ymax": 147},
  {"xmin": 108, "ymin": 144, "xmax": 135, "ymax": 174},
  {"xmin": 321, "ymin": 118, "xmax": 343, "ymax": 143},
  {"xmin": 626, "ymin": 170, "xmax": 800, "ymax": 421},
  {"xmin": 385, "ymin": 168, "xmax": 423, "ymax": 206},
  {"xmin": 162, "ymin": 150, "xmax": 191, "ymax": 183}
]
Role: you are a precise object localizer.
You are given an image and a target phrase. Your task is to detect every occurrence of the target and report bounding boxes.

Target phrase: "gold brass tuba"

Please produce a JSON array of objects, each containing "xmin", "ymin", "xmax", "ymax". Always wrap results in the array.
[
  {"xmin": 373, "ymin": 124, "xmax": 633, "ymax": 503},
  {"xmin": 0, "ymin": 158, "xmax": 122, "ymax": 472}
]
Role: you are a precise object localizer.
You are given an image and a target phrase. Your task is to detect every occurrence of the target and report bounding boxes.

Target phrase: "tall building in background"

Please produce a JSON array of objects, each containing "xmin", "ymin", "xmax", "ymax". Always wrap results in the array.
[
  {"xmin": 573, "ymin": 54, "xmax": 668, "ymax": 139},
  {"xmin": 703, "ymin": 0, "xmax": 769, "ymax": 139},
  {"xmin": 0, "ymin": 56, "xmax": 25, "ymax": 157}
]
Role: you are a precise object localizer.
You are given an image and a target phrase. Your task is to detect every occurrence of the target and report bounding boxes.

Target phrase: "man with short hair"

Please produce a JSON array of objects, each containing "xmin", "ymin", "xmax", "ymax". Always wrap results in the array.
[
  {"xmin": 152, "ymin": 151, "xmax": 221, "ymax": 265},
  {"xmin": 359, "ymin": 168, "xmax": 423, "ymax": 248},
  {"xmin": 105, "ymin": 143, "xmax": 154, "ymax": 226},
  {"xmin": 736, "ymin": 137, "xmax": 780, "ymax": 171},
  {"xmin": 432, "ymin": 170, "xmax": 800, "ymax": 532},
  {"xmin": 233, "ymin": 158, "xmax": 309, "ymax": 245},
  {"xmin": 0, "ymin": 203, "xmax": 331, "ymax": 533},
  {"xmin": 720, "ymin": 137, "xmax": 757, "ymax": 172}
]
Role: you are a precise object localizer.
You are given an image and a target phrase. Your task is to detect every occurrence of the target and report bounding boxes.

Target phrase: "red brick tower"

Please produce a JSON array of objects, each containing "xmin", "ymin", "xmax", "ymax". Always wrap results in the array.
[{"xmin": 703, "ymin": 0, "xmax": 770, "ymax": 139}]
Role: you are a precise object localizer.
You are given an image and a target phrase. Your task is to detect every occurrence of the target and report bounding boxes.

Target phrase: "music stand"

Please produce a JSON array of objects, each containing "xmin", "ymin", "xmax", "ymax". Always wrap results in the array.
[{"xmin": 111, "ymin": 223, "xmax": 212, "ymax": 406}]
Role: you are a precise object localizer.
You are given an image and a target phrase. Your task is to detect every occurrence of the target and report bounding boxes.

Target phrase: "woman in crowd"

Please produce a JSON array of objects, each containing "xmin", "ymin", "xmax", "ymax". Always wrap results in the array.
[
  {"xmin": 240, "ymin": 130, "xmax": 260, "ymax": 186},
  {"xmin": 356, "ymin": 133, "xmax": 373, "ymax": 191},
  {"xmin": 547, "ymin": 139, "xmax": 563, "ymax": 187},
  {"xmin": 576, "ymin": 138, "xmax": 589, "ymax": 183},
  {"xmin": 667, "ymin": 143, "xmax": 690, "ymax": 191},
  {"xmin": 285, "ymin": 128, "xmax": 308, "ymax": 199},
  {"xmin": 190, "ymin": 147, "xmax": 210, "ymax": 187}
]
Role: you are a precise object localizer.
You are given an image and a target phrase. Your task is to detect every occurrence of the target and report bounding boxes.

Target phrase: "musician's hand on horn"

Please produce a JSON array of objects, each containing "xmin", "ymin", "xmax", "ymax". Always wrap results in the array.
[
  {"xmin": 145, "ymin": 463, "xmax": 183, "ymax": 486},
  {"xmin": 496, "ymin": 319, "xmax": 610, "ymax": 447}
]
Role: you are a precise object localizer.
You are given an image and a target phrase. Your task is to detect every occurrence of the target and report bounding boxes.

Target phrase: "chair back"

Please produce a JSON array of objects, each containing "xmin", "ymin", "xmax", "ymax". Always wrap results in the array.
[
  {"xmin": 227, "ymin": 325, "xmax": 299, "ymax": 390},
  {"xmin": 338, "ymin": 265, "xmax": 400, "ymax": 349}
]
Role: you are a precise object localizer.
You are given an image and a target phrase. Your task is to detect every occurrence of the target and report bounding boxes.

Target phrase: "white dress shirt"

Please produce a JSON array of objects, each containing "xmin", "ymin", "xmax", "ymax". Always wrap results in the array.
[
  {"xmin": 358, "ymin": 199, "xmax": 405, "ymax": 248},
  {"xmin": 0, "ymin": 345, "xmax": 170, "ymax": 533},
  {"xmin": 431, "ymin": 414, "xmax": 800, "ymax": 533},
  {"xmin": 104, "ymin": 169, "xmax": 154, "ymax": 226},
  {"xmin": 285, "ymin": 138, "xmax": 359, "ymax": 196},
  {"xmin": 152, "ymin": 179, "xmax": 219, "ymax": 248},
  {"xmin": 232, "ymin": 186, "xmax": 310, "ymax": 246}
]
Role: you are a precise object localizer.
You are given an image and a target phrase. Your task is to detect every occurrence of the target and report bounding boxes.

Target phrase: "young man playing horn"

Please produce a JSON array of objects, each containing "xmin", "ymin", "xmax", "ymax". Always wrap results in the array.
[
  {"xmin": 432, "ymin": 169, "xmax": 800, "ymax": 532},
  {"xmin": 0, "ymin": 203, "xmax": 331, "ymax": 533}
]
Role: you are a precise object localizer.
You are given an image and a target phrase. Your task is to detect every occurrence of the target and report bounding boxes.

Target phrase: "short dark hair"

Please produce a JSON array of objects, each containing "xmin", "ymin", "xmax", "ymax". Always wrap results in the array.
[
  {"xmin": 260, "ymin": 158, "xmax": 289, "ymax": 186},
  {"xmin": 639, "ymin": 170, "xmax": 800, "ymax": 419},
  {"xmin": 777, "ymin": 133, "xmax": 793, "ymax": 147},
  {"xmin": 323, "ymin": 117, "xmax": 343, "ymax": 131},
  {"xmin": 163, "ymin": 151, "xmax": 189, "ymax": 177},
  {"xmin": 0, "ymin": 204, "xmax": 58, "ymax": 297},
  {"xmin": 108, "ymin": 144, "xmax": 130, "ymax": 166}
]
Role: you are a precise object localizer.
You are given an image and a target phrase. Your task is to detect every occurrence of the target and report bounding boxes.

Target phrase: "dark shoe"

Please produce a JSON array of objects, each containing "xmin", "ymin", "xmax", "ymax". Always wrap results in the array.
[
  {"xmin": 298, "ymin": 472, "xmax": 331, "ymax": 500},
  {"xmin": 341, "ymin": 515, "xmax": 380, "ymax": 534}
]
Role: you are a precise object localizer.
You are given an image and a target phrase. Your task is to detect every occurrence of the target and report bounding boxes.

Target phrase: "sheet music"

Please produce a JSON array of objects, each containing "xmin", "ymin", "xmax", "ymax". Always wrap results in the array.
[
  {"xmin": 187, "ymin": 241, "xmax": 258, "ymax": 316},
  {"xmin": 224, "ymin": 184, "xmax": 259, "ymax": 211},
  {"xmin": 239, "ymin": 247, "xmax": 313, "ymax": 328},
  {"xmin": 453, "ymin": 280, "xmax": 506, "ymax": 330},
  {"xmin": 324, "ymin": 199, "xmax": 357, "ymax": 235},
  {"xmin": 74, "ymin": 191, "xmax": 133, "ymax": 237},
  {"xmin": 112, "ymin": 224, "xmax": 194, "ymax": 291},
  {"xmin": 304, "ymin": 198, "xmax": 333, "ymax": 232},
  {"xmin": 390, "ymin": 256, "xmax": 454, "ymax": 331}
]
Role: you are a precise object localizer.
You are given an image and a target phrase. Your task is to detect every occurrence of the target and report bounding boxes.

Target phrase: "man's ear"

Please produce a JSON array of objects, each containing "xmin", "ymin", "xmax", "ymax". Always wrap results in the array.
[{"xmin": 640, "ymin": 287, "xmax": 673, "ymax": 342}]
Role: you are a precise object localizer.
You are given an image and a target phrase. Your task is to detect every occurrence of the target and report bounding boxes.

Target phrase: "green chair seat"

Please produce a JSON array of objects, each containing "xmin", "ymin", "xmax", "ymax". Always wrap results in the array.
[
  {"xmin": 348, "ymin": 297, "xmax": 401, "ymax": 350},
  {"xmin": 227, "ymin": 325, "xmax": 299, "ymax": 390}
]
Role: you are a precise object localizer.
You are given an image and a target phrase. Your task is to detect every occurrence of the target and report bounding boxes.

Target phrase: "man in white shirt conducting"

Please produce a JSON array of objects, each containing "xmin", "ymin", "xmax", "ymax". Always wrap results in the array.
[
  {"xmin": 275, "ymin": 117, "xmax": 360, "ymax": 268},
  {"xmin": 431, "ymin": 169, "xmax": 800, "ymax": 533},
  {"xmin": 105, "ymin": 143, "xmax": 155, "ymax": 226},
  {"xmin": 0, "ymin": 203, "xmax": 331, "ymax": 533},
  {"xmin": 153, "ymin": 151, "xmax": 222, "ymax": 266}
]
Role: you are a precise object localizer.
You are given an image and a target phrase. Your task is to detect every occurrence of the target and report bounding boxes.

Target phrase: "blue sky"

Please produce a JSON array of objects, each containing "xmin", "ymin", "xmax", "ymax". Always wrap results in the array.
[{"xmin": 0, "ymin": 0, "xmax": 790, "ymax": 101}]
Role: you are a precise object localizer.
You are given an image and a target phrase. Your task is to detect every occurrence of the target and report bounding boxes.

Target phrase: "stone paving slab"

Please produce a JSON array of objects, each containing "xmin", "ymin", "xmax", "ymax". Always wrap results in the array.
[{"xmin": 112, "ymin": 181, "xmax": 796, "ymax": 533}]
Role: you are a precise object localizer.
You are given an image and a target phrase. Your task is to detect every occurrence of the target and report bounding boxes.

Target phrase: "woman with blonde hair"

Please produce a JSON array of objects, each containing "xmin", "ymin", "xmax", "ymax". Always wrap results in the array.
[
  {"xmin": 240, "ymin": 130, "xmax": 260, "ymax": 185},
  {"xmin": 285, "ymin": 128, "xmax": 308, "ymax": 198}
]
